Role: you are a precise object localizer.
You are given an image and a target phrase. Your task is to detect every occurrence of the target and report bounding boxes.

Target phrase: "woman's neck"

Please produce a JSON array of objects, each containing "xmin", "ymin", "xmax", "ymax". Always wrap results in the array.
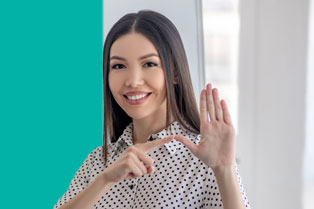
[{"xmin": 132, "ymin": 107, "xmax": 175, "ymax": 145}]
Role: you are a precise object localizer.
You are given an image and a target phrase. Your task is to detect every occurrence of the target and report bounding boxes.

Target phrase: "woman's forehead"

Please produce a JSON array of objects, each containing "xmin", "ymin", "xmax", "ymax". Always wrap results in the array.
[{"xmin": 110, "ymin": 33, "xmax": 159, "ymax": 59}]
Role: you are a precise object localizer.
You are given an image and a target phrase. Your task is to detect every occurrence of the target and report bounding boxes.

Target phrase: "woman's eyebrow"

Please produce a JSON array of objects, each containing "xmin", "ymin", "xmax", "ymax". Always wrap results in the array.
[
  {"xmin": 138, "ymin": 53, "xmax": 159, "ymax": 60},
  {"xmin": 110, "ymin": 56, "xmax": 126, "ymax": 61},
  {"xmin": 110, "ymin": 53, "xmax": 159, "ymax": 61}
]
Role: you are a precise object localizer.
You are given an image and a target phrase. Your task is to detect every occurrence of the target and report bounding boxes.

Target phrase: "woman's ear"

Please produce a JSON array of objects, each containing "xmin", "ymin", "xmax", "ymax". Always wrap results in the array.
[
  {"xmin": 172, "ymin": 72, "xmax": 178, "ymax": 84},
  {"xmin": 170, "ymin": 64, "xmax": 178, "ymax": 84}
]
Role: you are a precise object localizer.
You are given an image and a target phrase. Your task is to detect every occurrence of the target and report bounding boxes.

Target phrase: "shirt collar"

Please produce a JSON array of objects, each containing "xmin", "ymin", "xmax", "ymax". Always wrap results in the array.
[
  {"xmin": 149, "ymin": 121, "xmax": 183, "ymax": 155},
  {"xmin": 109, "ymin": 121, "xmax": 186, "ymax": 158}
]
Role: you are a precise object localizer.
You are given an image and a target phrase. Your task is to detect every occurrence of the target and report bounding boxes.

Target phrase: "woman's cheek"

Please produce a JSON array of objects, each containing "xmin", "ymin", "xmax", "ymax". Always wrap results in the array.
[
  {"xmin": 147, "ymin": 69, "xmax": 166, "ymax": 87},
  {"xmin": 108, "ymin": 72, "xmax": 121, "ymax": 99}
]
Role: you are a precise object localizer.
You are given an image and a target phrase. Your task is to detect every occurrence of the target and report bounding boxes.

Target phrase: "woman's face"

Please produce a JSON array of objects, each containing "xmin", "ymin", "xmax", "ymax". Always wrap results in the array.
[{"xmin": 108, "ymin": 32, "xmax": 167, "ymax": 120}]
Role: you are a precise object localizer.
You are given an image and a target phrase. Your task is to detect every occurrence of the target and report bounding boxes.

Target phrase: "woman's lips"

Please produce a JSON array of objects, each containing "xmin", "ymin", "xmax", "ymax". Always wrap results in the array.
[{"xmin": 123, "ymin": 92, "xmax": 152, "ymax": 105}]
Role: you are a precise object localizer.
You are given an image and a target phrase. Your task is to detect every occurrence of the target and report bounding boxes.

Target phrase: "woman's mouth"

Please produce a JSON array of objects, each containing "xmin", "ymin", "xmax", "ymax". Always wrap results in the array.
[{"xmin": 123, "ymin": 92, "xmax": 152, "ymax": 105}]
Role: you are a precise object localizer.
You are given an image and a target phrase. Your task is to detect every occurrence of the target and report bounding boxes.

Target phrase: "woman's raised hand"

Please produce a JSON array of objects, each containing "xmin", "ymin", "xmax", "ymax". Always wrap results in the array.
[
  {"xmin": 175, "ymin": 83, "xmax": 236, "ymax": 170},
  {"xmin": 102, "ymin": 136, "xmax": 175, "ymax": 183}
]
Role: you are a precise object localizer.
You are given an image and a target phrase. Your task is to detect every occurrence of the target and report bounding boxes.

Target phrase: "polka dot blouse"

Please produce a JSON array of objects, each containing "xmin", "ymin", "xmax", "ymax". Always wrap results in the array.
[{"xmin": 54, "ymin": 121, "xmax": 250, "ymax": 209}]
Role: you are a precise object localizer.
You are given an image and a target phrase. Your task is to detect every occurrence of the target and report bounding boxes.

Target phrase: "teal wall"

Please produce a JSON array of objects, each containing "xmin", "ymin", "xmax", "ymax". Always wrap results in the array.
[{"xmin": 0, "ymin": 1, "xmax": 103, "ymax": 208}]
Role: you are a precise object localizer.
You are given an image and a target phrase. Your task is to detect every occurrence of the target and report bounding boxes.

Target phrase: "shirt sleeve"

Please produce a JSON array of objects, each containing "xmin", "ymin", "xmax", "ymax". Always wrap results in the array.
[
  {"xmin": 235, "ymin": 164, "xmax": 251, "ymax": 209},
  {"xmin": 53, "ymin": 148, "xmax": 95, "ymax": 209},
  {"xmin": 204, "ymin": 164, "xmax": 251, "ymax": 209}
]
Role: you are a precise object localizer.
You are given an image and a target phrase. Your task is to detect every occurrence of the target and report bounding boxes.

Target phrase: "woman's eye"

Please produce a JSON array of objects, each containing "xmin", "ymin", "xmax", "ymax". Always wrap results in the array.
[
  {"xmin": 111, "ymin": 64, "xmax": 125, "ymax": 69},
  {"xmin": 144, "ymin": 62, "xmax": 157, "ymax": 68}
]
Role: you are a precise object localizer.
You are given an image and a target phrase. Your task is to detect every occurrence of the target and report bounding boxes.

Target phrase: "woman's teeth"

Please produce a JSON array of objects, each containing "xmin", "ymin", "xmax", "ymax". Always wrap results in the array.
[{"xmin": 126, "ymin": 94, "xmax": 149, "ymax": 100}]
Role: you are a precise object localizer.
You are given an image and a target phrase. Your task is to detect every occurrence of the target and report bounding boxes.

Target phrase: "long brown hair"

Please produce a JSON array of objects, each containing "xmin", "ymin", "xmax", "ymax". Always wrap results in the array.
[{"xmin": 102, "ymin": 10, "xmax": 200, "ymax": 164}]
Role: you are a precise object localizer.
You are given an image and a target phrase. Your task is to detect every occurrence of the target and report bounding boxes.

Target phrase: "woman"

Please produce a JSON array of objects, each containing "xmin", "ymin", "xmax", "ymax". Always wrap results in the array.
[{"xmin": 54, "ymin": 10, "xmax": 250, "ymax": 209}]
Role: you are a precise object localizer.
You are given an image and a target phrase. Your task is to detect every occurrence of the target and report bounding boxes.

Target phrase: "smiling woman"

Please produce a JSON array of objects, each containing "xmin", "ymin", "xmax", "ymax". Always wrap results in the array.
[
  {"xmin": 102, "ymin": 11, "xmax": 200, "ymax": 150},
  {"xmin": 53, "ymin": 10, "xmax": 251, "ymax": 209},
  {"xmin": 108, "ymin": 33, "xmax": 168, "ymax": 125}
]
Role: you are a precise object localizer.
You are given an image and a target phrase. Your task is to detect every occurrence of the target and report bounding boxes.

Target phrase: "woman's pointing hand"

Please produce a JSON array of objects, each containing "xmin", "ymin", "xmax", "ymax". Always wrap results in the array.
[{"xmin": 102, "ymin": 136, "xmax": 175, "ymax": 183}]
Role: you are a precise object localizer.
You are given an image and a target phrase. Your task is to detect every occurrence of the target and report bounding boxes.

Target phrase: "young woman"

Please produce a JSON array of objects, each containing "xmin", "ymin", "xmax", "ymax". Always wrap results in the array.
[{"xmin": 54, "ymin": 10, "xmax": 250, "ymax": 209}]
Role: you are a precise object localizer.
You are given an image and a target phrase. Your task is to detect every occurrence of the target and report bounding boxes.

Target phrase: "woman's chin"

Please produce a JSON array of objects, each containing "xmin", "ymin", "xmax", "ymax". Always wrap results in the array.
[{"xmin": 124, "ymin": 111, "xmax": 150, "ymax": 121}]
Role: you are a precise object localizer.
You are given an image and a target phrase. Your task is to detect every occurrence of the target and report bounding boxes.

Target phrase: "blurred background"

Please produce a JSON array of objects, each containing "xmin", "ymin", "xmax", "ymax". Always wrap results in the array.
[{"xmin": 0, "ymin": 0, "xmax": 313, "ymax": 208}]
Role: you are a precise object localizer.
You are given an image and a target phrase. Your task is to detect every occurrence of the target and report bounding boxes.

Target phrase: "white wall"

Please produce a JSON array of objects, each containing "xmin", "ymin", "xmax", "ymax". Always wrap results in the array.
[
  {"xmin": 303, "ymin": 0, "xmax": 314, "ymax": 208},
  {"xmin": 238, "ymin": 0, "xmax": 310, "ymax": 209},
  {"xmin": 103, "ymin": 0, "xmax": 205, "ymax": 103}
]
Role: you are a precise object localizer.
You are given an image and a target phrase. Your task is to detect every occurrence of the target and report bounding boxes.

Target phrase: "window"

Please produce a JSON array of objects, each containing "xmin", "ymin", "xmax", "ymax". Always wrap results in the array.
[{"xmin": 202, "ymin": 0, "xmax": 240, "ymax": 130}]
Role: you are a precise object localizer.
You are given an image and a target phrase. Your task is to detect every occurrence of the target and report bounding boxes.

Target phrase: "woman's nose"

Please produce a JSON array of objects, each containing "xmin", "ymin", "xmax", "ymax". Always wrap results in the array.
[{"xmin": 125, "ymin": 67, "xmax": 144, "ymax": 88}]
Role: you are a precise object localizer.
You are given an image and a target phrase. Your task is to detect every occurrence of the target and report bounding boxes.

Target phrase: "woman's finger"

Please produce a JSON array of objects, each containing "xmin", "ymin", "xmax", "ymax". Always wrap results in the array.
[
  {"xmin": 212, "ymin": 88, "xmax": 223, "ymax": 121},
  {"xmin": 128, "ymin": 152, "xmax": 147, "ymax": 175},
  {"xmin": 147, "ymin": 166, "xmax": 155, "ymax": 174},
  {"xmin": 138, "ymin": 135, "xmax": 175, "ymax": 153},
  {"xmin": 200, "ymin": 89, "xmax": 208, "ymax": 124},
  {"xmin": 133, "ymin": 148, "xmax": 154, "ymax": 169},
  {"xmin": 221, "ymin": 99, "xmax": 233, "ymax": 125},
  {"xmin": 128, "ymin": 161, "xmax": 144, "ymax": 178},
  {"xmin": 206, "ymin": 83, "xmax": 216, "ymax": 122},
  {"xmin": 175, "ymin": 135, "xmax": 198, "ymax": 155}
]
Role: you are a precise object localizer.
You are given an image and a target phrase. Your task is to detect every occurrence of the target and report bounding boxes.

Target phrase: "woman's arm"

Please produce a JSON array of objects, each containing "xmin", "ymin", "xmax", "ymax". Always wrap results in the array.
[
  {"xmin": 213, "ymin": 165, "xmax": 246, "ymax": 209},
  {"xmin": 57, "ymin": 171, "xmax": 114, "ymax": 209},
  {"xmin": 55, "ymin": 136, "xmax": 174, "ymax": 209}
]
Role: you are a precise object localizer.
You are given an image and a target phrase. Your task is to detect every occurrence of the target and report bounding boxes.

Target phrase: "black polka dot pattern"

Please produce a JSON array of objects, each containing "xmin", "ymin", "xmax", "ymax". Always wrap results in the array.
[{"xmin": 53, "ymin": 121, "xmax": 251, "ymax": 209}]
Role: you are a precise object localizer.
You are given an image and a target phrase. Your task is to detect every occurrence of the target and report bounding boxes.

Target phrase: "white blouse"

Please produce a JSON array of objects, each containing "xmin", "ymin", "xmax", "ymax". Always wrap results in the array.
[{"xmin": 54, "ymin": 121, "xmax": 251, "ymax": 209}]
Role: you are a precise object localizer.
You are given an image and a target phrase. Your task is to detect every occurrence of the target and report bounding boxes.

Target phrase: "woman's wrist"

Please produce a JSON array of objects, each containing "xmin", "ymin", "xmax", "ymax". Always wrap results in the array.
[
  {"xmin": 212, "ymin": 164, "xmax": 236, "ymax": 178},
  {"xmin": 97, "ymin": 170, "xmax": 116, "ymax": 191}
]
